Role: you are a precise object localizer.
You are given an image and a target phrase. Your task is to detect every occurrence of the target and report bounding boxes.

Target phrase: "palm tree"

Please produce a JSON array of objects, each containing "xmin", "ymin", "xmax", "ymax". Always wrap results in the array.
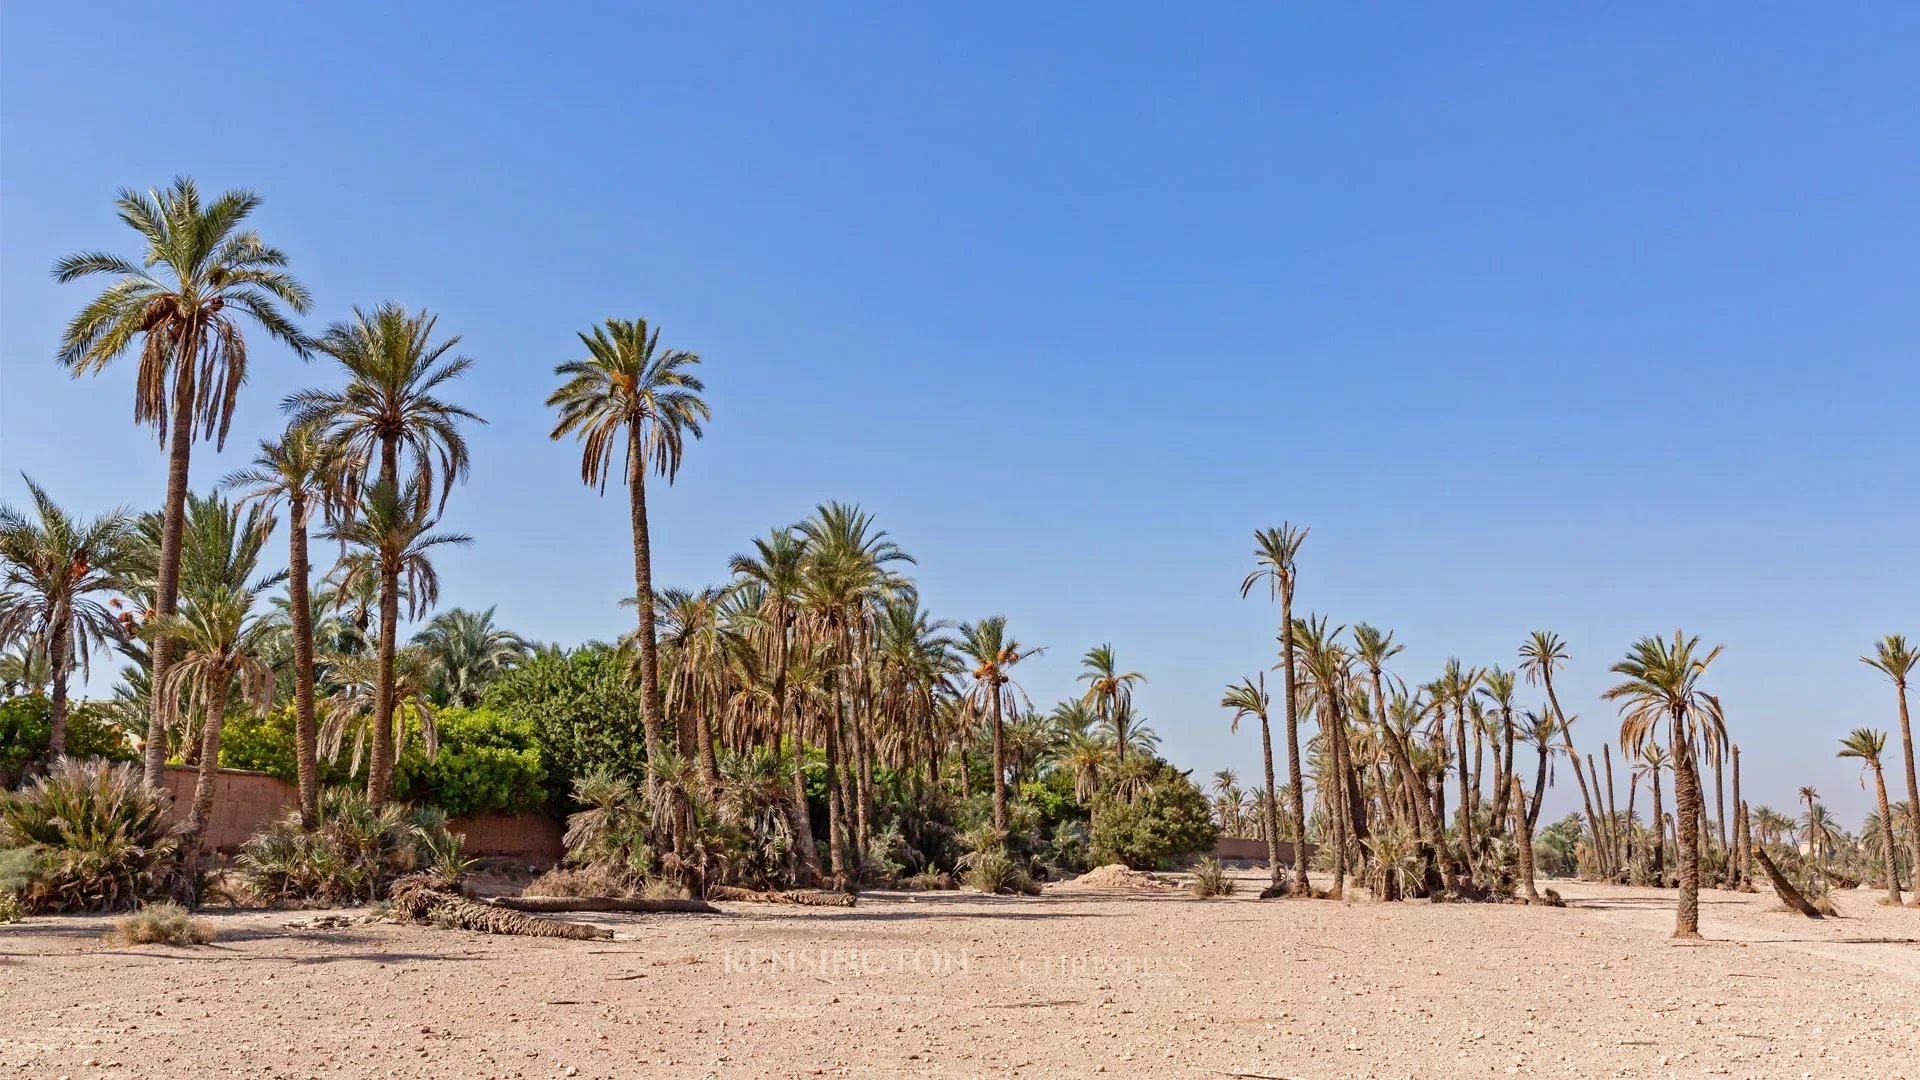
[
  {"xmin": 56, "ymin": 178, "xmax": 311, "ymax": 784},
  {"xmin": 1242, "ymin": 524, "xmax": 1309, "ymax": 893},
  {"xmin": 325, "ymin": 479, "xmax": 471, "ymax": 801},
  {"xmin": 1295, "ymin": 615, "xmax": 1359, "ymax": 896},
  {"xmin": 1079, "ymin": 644, "xmax": 1146, "ymax": 763},
  {"xmin": 412, "ymin": 606, "xmax": 530, "ymax": 707},
  {"xmin": 955, "ymin": 616, "xmax": 1042, "ymax": 832},
  {"xmin": 546, "ymin": 319, "xmax": 708, "ymax": 772},
  {"xmin": 1436, "ymin": 657, "xmax": 1483, "ymax": 860},
  {"xmin": 1222, "ymin": 673, "xmax": 1285, "ymax": 887},
  {"xmin": 147, "ymin": 583, "xmax": 277, "ymax": 865},
  {"xmin": 1604, "ymin": 631, "xmax": 1726, "ymax": 938},
  {"xmin": 729, "ymin": 527, "xmax": 822, "ymax": 879},
  {"xmin": 1631, "ymin": 743, "xmax": 1671, "ymax": 878},
  {"xmin": 318, "ymin": 643, "xmax": 441, "ymax": 777},
  {"xmin": 1862, "ymin": 636, "xmax": 1919, "ymax": 905},
  {"xmin": 1478, "ymin": 666, "xmax": 1518, "ymax": 827},
  {"xmin": 1522, "ymin": 631, "xmax": 1609, "ymax": 876},
  {"xmin": 221, "ymin": 426, "xmax": 353, "ymax": 827},
  {"xmin": 0, "ymin": 479, "xmax": 135, "ymax": 758},
  {"xmin": 1837, "ymin": 728, "xmax": 1903, "ymax": 904}
]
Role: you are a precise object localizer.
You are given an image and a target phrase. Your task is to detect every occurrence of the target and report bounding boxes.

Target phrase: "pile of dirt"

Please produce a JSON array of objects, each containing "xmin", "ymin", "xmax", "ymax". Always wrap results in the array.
[{"xmin": 1050, "ymin": 864, "xmax": 1177, "ymax": 891}]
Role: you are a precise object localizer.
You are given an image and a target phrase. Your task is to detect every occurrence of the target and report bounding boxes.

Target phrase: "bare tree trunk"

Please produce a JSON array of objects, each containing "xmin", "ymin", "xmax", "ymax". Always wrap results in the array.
[
  {"xmin": 1512, "ymin": 775, "xmax": 1539, "ymax": 902},
  {"xmin": 182, "ymin": 667, "xmax": 235, "ymax": 885},
  {"xmin": 288, "ymin": 496, "xmax": 320, "ymax": 829},
  {"xmin": 1751, "ymin": 843, "xmax": 1821, "ymax": 918},
  {"xmin": 1730, "ymin": 746, "xmax": 1746, "ymax": 888},
  {"xmin": 1712, "ymin": 747, "xmax": 1728, "ymax": 883},
  {"xmin": 1325, "ymin": 706, "xmax": 1349, "ymax": 899},
  {"xmin": 990, "ymin": 680, "xmax": 1008, "ymax": 833},
  {"xmin": 1670, "ymin": 720, "xmax": 1702, "ymax": 939},
  {"xmin": 1602, "ymin": 746, "xmax": 1622, "ymax": 877},
  {"xmin": 1257, "ymin": 712, "xmax": 1284, "ymax": 890},
  {"xmin": 1454, "ymin": 700, "xmax": 1474, "ymax": 867},
  {"xmin": 1895, "ymin": 682, "xmax": 1920, "ymax": 906},
  {"xmin": 46, "ymin": 604, "xmax": 72, "ymax": 759},
  {"xmin": 144, "ymin": 366, "xmax": 198, "ymax": 786}
]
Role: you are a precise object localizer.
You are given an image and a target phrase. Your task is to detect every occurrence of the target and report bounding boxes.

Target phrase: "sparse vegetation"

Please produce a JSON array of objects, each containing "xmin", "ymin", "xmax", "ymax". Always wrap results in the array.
[
  {"xmin": 1189, "ymin": 856, "xmax": 1235, "ymax": 898},
  {"xmin": 107, "ymin": 902, "xmax": 215, "ymax": 946}
]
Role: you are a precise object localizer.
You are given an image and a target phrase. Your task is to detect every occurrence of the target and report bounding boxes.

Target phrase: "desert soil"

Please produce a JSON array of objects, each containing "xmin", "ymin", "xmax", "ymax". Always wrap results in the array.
[{"xmin": 2, "ymin": 871, "xmax": 1916, "ymax": 1079}]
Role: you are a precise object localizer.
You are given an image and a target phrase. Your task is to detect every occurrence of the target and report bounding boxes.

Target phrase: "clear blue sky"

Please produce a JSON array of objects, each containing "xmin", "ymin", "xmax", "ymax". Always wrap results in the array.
[{"xmin": 3, "ymin": 5, "xmax": 1916, "ymax": 827}]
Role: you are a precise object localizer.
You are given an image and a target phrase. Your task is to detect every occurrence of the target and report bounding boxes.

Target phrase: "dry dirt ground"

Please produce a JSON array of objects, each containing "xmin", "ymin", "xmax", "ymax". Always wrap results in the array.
[{"xmin": 2, "ymin": 871, "xmax": 1916, "ymax": 1079}]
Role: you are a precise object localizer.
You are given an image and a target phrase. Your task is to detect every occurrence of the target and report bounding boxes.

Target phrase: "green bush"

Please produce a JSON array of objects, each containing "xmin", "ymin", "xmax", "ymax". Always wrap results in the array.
[
  {"xmin": 0, "ymin": 758, "xmax": 179, "ymax": 913},
  {"xmin": 394, "ymin": 706, "xmax": 546, "ymax": 818},
  {"xmin": 483, "ymin": 646, "xmax": 648, "ymax": 800},
  {"xmin": 234, "ymin": 788, "xmax": 462, "ymax": 905},
  {"xmin": 0, "ymin": 695, "xmax": 137, "ymax": 786},
  {"xmin": 1089, "ymin": 757, "xmax": 1219, "ymax": 870},
  {"xmin": 216, "ymin": 704, "xmax": 301, "ymax": 781}
]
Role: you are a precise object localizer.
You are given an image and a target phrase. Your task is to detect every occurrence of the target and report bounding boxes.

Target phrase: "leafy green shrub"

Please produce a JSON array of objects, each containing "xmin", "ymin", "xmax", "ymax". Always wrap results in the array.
[
  {"xmin": 483, "ymin": 646, "xmax": 648, "ymax": 799},
  {"xmin": 394, "ymin": 707, "xmax": 546, "ymax": 818},
  {"xmin": 215, "ymin": 704, "xmax": 302, "ymax": 781},
  {"xmin": 1089, "ymin": 758, "xmax": 1219, "ymax": 870},
  {"xmin": 1189, "ymin": 856, "xmax": 1235, "ymax": 898},
  {"xmin": 0, "ymin": 758, "xmax": 178, "ymax": 912},
  {"xmin": 108, "ymin": 902, "xmax": 214, "ymax": 946},
  {"xmin": 0, "ymin": 695, "xmax": 137, "ymax": 786},
  {"xmin": 234, "ymin": 788, "xmax": 462, "ymax": 905},
  {"xmin": 559, "ymin": 767, "xmax": 656, "ymax": 879}
]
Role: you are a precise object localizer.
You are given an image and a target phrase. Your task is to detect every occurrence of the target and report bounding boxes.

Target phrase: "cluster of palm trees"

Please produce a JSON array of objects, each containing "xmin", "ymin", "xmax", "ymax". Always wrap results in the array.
[{"xmin": 1220, "ymin": 524, "xmax": 1919, "ymax": 931}]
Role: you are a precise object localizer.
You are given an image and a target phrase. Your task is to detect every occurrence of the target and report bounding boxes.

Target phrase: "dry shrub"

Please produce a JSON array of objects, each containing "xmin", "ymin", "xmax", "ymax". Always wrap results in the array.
[
  {"xmin": 1190, "ymin": 857, "xmax": 1236, "ymax": 898},
  {"xmin": 958, "ymin": 848, "xmax": 1038, "ymax": 895},
  {"xmin": 108, "ymin": 903, "xmax": 214, "ymax": 946},
  {"xmin": 903, "ymin": 869, "xmax": 956, "ymax": 891},
  {"xmin": 525, "ymin": 864, "xmax": 640, "ymax": 898},
  {"xmin": 1540, "ymin": 887, "xmax": 1567, "ymax": 907},
  {"xmin": 0, "ymin": 890, "xmax": 22, "ymax": 924}
]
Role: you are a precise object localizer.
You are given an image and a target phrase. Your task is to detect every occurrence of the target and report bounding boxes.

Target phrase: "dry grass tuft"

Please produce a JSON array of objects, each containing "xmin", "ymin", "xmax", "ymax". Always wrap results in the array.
[
  {"xmin": 107, "ymin": 903, "xmax": 215, "ymax": 946},
  {"xmin": 1189, "ymin": 857, "xmax": 1236, "ymax": 899}
]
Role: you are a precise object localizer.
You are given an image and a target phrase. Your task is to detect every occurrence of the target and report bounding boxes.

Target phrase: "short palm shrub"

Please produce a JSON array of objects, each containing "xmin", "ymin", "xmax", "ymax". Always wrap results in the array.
[
  {"xmin": 1189, "ymin": 856, "xmax": 1235, "ymax": 898},
  {"xmin": 235, "ymin": 788, "xmax": 465, "ymax": 904},
  {"xmin": 0, "ymin": 758, "xmax": 179, "ymax": 913},
  {"xmin": 108, "ymin": 902, "xmax": 215, "ymax": 946},
  {"xmin": 958, "ymin": 846, "xmax": 1038, "ymax": 895}
]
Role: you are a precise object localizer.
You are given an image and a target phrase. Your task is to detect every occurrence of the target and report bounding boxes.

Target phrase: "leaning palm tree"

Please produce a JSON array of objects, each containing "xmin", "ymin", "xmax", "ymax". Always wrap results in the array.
[
  {"xmin": 1604, "ymin": 631, "xmax": 1726, "ymax": 938},
  {"xmin": 955, "ymin": 616, "xmax": 1042, "ymax": 832},
  {"xmin": 412, "ymin": 606, "xmax": 530, "ymax": 707},
  {"xmin": 1242, "ymin": 524, "xmax": 1310, "ymax": 894},
  {"xmin": 1222, "ymin": 673, "xmax": 1285, "ymax": 887},
  {"xmin": 56, "ymin": 178, "xmax": 311, "ymax": 784},
  {"xmin": 0, "ymin": 479, "xmax": 135, "ymax": 758},
  {"xmin": 1079, "ymin": 644, "xmax": 1146, "ymax": 763},
  {"xmin": 1861, "ymin": 636, "xmax": 1918, "ymax": 905},
  {"xmin": 1838, "ymin": 728, "xmax": 1903, "ymax": 905},
  {"xmin": 1521, "ymin": 631, "xmax": 1610, "ymax": 875},
  {"xmin": 325, "ymin": 479, "xmax": 471, "ymax": 801},
  {"xmin": 546, "ymin": 319, "xmax": 708, "ymax": 771},
  {"xmin": 221, "ymin": 426, "xmax": 354, "ymax": 827}
]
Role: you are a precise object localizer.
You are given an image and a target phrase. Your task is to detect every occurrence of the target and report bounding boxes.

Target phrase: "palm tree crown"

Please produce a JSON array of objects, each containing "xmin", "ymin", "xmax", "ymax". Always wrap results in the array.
[{"xmin": 547, "ymin": 318, "xmax": 710, "ymax": 490}]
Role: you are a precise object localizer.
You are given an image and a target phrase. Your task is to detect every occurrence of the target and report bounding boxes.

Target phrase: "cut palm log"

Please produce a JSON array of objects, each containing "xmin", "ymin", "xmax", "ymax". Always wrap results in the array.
[
  {"xmin": 707, "ymin": 886, "xmax": 857, "ymax": 908},
  {"xmin": 389, "ymin": 877, "xmax": 612, "ymax": 940},
  {"xmin": 493, "ymin": 895, "xmax": 721, "ymax": 915},
  {"xmin": 1751, "ymin": 845, "xmax": 1822, "ymax": 918}
]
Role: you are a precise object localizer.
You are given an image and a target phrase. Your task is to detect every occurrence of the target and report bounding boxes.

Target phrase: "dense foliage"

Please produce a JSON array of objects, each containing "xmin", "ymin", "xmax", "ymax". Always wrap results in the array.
[
  {"xmin": 0, "ymin": 695, "xmax": 136, "ymax": 787},
  {"xmin": 1088, "ymin": 758, "xmax": 1219, "ymax": 870},
  {"xmin": 483, "ymin": 646, "xmax": 648, "ymax": 798},
  {"xmin": 394, "ymin": 707, "xmax": 546, "ymax": 818},
  {"xmin": 235, "ymin": 789, "xmax": 471, "ymax": 904},
  {"xmin": 0, "ymin": 759, "xmax": 178, "ymax": 913}
]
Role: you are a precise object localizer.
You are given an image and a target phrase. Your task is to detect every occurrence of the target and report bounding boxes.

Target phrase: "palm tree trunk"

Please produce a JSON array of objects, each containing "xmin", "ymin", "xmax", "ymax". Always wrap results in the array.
[
  {"xmin": 1650, "ymin": 771, "xmax": 1666, "ymax": 880},
  {"xmin": 288, "ymin": 496, "xmax": 320, "ymax": 829},
  {"xmin": 368, "ymin": 557, "xmax": 400, "ymax": 802},
  {"xmin": 1670, "ymin": 718, "xmax": 1702, "ymax": 938},
  {"xmin": 46, "ymin": 602, "xmax": 72, "ymax": 759},
  {"xmin": 990, "ymin": 681, "xmax": 1008, "ymax": 833},
  {"xmin": 144, "ymin": 366, "xmax": 198, "ymax": 786},
  {"xmin": 1280, "ymin": 592, "xmax": 1307, "ymax": 893},
  {"xmin": 773, "ymin": 627, "xmax": 822, "ymax": 882},
  {"xmin": 1511, "ymin": 775, "xmax": 1540, "ymax": 902},
  {"xmin": 1490, "ymin": 708, "xmax": 1515, "ymax": 827},
  {"xmin": 1257, "ymin": 713, "xmax": 1283, "ymax": 889},
  {"xmin": 822, "ymin": 698, "xmax": 847, "ymax": 877},
  {"xmin": 1602, "ymin": 747, "xmax": 1622, "ymax": 877},
  {"xmin": 1730, "ymin": 745, "xmax": 1746, "ymax": 888},
  {"xmin": 1895, "ymin": 682, "xmax": 1919, "ymax": 906},
  {"xmin": 184, "ymin": 666, "xmax": 236, "ymax": 867},
  {"xmin": 1527, "ymin": 742, "xmax": 1550, "ymax": 832},
  {"xmin": 1325, "ymin": 705, "xmax": 1349, "ymax": 899},
  {"xmin": 1871, "ymin": 764, "xmax": 1901, "ymax": 904},
  {"xmin": 1545, "ymin": 675, "xmax": 1609, "ymax": 877},
  {"xmin": 626, "ymin": 424, "xmax": 664, "ymax": 769},
  {"xmin": 1453, "ymin": 700, "xmax": 1473, "ymax": 865},
  {"xmin": 1712, "ymin": 748, "xmax": 1728, "ymax": 882}
]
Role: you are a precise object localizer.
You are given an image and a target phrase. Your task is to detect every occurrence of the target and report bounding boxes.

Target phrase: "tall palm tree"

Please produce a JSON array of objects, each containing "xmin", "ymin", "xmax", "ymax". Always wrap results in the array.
[
  {"xmin": 1838, "ymin": 728, "xmax": 1903, "ymax": 905},
  {"xmin": 1862, "ymin": 636, "xmax": 1919, "ymax": 905},
  {"xmin": 1079, "ymin": 644, "xmax": 1146, "ymax": 763},
  {"xmin": 56, "ymin": 178, "xmax": 311, "ymax": 784},
  {"xmin": 546, "ymin": 319, "xmax": 708, "ymax": 772},
  {"xmin": 1436, "ymin": 657, "xmax": 1483, "ymax": 860},
  {"xmin": 0, "ymin": 479, "xmax": 135, "ymax": 758},
  {"xmin": 1604, "ymin": 631, "xmax": 1726, "ymax": 938},
  {"xmin": 1295, "ymin": 615, "xmax": 1360, "ymax": 896},
  {"xmin": 412, "ymin": 606, "xmax": 530, "ymax": 707},
  {"xmin": 325, "ymin": 479, "xmax": 471, "ymax": 801},
  {"xmin": 955, "ymin": 616, "xmax": 1041, "ymax": 832},
  {"xmin": 221, "ymin": 426, "xmax": 353, "ymax": 827},
  {"xmin": 729, "ymin": 527, "xmax": 822, "ymax": 879},
  {"xmin": 1242, "ymin": 524, "xmax": 1309, "ymax": 894},
  {"xmin": 1631, "ymin": 743, "xmax": 1671, "ymax": 878},
  {"xmin": 1522, "ymin": 631, "xmax": 1610, "ymax": 876},
  {"xmin": 1222, "ymin": 673, "xmax": 1285, "ymax": 887},
  {"xmin": 1478, "ymin": 666, "xmax": 1518, "ymax": 827}
]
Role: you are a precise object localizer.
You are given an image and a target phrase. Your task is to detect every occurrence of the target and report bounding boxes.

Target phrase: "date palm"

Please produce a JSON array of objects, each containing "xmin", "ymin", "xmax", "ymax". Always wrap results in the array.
[
  {"xmin": 547, "ymin": 319, "xmax": 708, "ymax": 773},
  {"xmin": 1222, "ymin": 673, "xmax": 1285, "ymax": 887},
  {"xmin": 1838, "ymin": 728, "xmax": 1903, "ymax": 904},
  {"xmin": 325, "ymin": 479, "xmax": 471, "ymax": 801},
  {"xmin": 1522, "ymin": 630, "xmax": 1609, "ymax": 876},
  {"xmin": 222, "ymin": 426, "xmax": 353, "ymax": 827},
  {"xmin": 956, "ymin": 616, "xmax": 1042, "ymax": 832},
  {"xmin": 1862, "ymin": 636, "xmax": 1919, "ymax": 905},
  {"xmin": 56, "ymin": 178, "xmax": 311, "ymax": 784},
  {"xmin": 1631, "ymin": 743, "xmax": 1671, "ymax": 878},
  {"xmin": 1478, "ymin": 666, "xmax": 1518, "ymax": 827},
  {"xmin": 1242, "ymin": 524, "xmax": 1310, "ymax": 893},
  {"xmin": 412, "ymin": 605, "xmax": 530, "ymax": 708},
  {"xmin": 0, "ymin": 479, "xmax": 135, "ymax": 758},
  {"xmin": 729, "ymin": 527, "xmax": 822, "ymax": 879},
  {"xmin": 1079, "ymin": 644, "xmax": 1146, "ymax": 764},
  {"xmin": 1604, "ymin": 631, "xmax": 1726, "ymax": 938}
]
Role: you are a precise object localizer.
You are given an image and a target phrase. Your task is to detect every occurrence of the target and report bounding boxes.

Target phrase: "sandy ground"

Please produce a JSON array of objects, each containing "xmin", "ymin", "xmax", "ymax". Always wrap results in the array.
[{"xmin": 2, "ymin": 872, "xmax": 1916, "ymax": 1080}]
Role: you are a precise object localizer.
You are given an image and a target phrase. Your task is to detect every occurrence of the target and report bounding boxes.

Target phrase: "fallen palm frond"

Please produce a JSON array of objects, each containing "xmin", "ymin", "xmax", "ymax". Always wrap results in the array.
[
  {"xmin": 388, "ymin": 875, "xmax": 613, "ymax": 939},
  {"xmin": 707, "ymin": 885, "xmax": 856, "ymax": 907},
  {"xmin": 489, "ymin": 893, "xmax": 721, "ymax": 915}
]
